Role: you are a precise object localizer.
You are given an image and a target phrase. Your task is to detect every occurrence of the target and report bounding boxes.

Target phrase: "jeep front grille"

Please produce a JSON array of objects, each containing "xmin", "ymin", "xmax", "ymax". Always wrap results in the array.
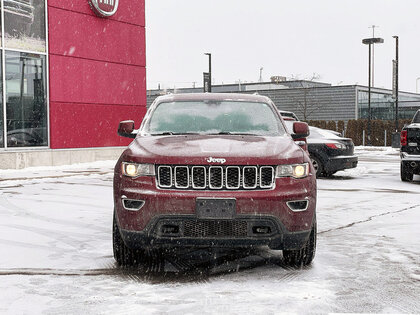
[{"xmin": 156, "ymin": 165, "xmax": 275, "ymax": 190}]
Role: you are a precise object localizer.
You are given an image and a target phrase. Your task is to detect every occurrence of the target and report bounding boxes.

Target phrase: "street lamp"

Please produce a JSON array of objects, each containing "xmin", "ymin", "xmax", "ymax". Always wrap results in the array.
[
  {"xmin": 204, "ymin": 53, "xmax": 212, "ymax": 92},
  {"xmin": 393, "ymin": 36, "xmax": 399, "ymax": 132},
  {"xmin": 416, "ymin": 77, "xmax": 420, "ymax": 93},
  {"xmin": 362, "ymin": 37, "xmax": 384, "ymax": 146}
]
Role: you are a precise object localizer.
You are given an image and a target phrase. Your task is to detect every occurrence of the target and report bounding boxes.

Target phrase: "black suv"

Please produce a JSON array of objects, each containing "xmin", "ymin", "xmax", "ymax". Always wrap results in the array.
[{"xmin": 400, "ymin": 109, "xmax": 420, "ymax": 181}]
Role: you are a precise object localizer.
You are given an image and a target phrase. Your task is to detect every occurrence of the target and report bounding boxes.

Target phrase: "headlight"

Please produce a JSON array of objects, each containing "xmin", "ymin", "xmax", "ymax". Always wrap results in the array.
[
  {"xmin": 276, "ymin": 163, "xmax": 309, "ymax": 179},
  {"xmin": 122, "ymin": 162, "xmax": 155, "ymax": 177}
]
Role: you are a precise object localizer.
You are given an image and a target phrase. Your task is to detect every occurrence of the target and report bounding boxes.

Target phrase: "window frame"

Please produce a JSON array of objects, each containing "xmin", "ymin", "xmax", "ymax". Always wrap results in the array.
[{"xmin": 0, "ymin": 0, "xmax": 50, "ymax": 150}]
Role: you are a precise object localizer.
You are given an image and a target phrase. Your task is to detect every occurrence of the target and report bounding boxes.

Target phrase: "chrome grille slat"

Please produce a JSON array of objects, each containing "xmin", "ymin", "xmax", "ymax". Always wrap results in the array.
[
  {"xmin": 174, "ymin": 166, "xmax": 189, "ymax": 188},
  {"xmin": 209, "ymin": 166, "xmax": 223, "ymax": 189},
  {"xmin": 158, "ymin": 166, "xmax": 172, "ymax": 188},
  {"xmin": 226, "ymin": 166, "xmax": 240, "ymax": 189},
  {"xmin": 243, "ymin": 166, "xmax": 257, "ymax": 189},
  {"xmin": 156, "ymin": 165, "xmax": 275, "ymax": 190},
  {"xmin": 260, "ymin": 166, "xmax": 274, "ymax": 188},
  {"xmin": 192, "ymin": 166, "xmax": 206, "ymax": 189}
]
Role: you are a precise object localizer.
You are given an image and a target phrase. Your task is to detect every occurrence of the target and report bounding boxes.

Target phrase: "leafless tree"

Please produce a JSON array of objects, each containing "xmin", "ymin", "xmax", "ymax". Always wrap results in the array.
[{"xmin": 287, "ymin": 73, "xmax": 322, "ymax": 121}]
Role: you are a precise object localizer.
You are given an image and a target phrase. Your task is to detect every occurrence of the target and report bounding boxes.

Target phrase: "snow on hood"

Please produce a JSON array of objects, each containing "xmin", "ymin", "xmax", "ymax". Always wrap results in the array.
[{"xmin": 122, "ymin": 134, "xmax": 304, "ymax": 165}]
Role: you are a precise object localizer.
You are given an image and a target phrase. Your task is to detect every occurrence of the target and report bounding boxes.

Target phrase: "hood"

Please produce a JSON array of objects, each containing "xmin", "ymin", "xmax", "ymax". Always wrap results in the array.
[{"xmin": 121, "ymin": 135, "xmax": 304, "ymax": 165}]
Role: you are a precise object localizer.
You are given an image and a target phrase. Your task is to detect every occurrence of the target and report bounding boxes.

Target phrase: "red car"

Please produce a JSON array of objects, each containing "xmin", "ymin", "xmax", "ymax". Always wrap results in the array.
[{"xmin": 113, "ymin": 93, "xmax": 317, "ymax": 267}]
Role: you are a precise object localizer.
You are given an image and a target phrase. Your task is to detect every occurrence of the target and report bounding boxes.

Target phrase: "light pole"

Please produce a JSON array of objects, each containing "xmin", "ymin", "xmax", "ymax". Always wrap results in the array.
[
  {"xmin": 393, "ymin": 36, "xmax": 399, "ymax": 132},
  {"xmin": 416, "ymin": 77, "xmax": 420, "ymax": 93},
  {"xmin": 204, "ymin": 53, "xmax": 212, "ymax": 92},
  {"xmin": 369, "ymin": 25, "xmax": 379, "ymax": 86},
  {"xmin": 362, "ymin": 37, "xmax": 384, "ymax": 146}
]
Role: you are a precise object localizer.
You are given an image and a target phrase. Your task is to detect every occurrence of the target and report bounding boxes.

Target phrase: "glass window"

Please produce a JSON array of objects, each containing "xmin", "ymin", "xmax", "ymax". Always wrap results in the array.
[
  {"xmin": 146, "ymin": 101, "xmax": 285, "ymax": 136},
  {"xmin": 0, "ymin": 1, "xmax": 2, "ymax": 47},
  {"xmin": 358, "ymin": 91, "xmax": 420, "ymax": 120},
  {"xmin": 4, "ymin": 0, "xmax": 46, "ymax": 52},
  {"xmin": 6, "ymin": 51, "xmax": 47, "ymax": 147},
  {"xmin": 0, "ymin": 53, "xmax": 2, "ymax": 148}
]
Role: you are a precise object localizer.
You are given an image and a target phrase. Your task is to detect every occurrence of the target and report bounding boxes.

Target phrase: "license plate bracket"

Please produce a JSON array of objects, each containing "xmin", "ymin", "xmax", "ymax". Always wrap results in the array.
[{"xmin": 196, "ymin": 198, "xmax": 236, "ymax": 219}]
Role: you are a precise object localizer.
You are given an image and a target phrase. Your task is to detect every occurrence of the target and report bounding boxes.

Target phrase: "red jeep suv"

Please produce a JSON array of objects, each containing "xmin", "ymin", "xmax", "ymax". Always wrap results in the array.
[{"xmin": 113, "ymin": 93, "xmax": 317, "ymax": 267}]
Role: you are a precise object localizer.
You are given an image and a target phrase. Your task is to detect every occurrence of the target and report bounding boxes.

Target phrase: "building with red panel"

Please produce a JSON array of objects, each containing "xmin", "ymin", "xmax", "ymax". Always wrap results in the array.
[{"xmin": 0, "ymin": 0, "xmax": 146, "ymax": 168}]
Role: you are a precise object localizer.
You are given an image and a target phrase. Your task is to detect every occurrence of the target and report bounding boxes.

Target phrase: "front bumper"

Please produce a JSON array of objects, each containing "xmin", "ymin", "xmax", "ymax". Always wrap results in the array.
[
  {"xmin": 324, "ymin": 155, "xmax": 358, "ymax": 173},
  {"xmin": 114, "ymin": 175, "xmax": 316, "ymax": 234},
  {"xmin": 401, "ymin": 153, "xmax": 420, "ymax": 175},
  {"xmin": 118, "ymin": 214, "xmax": 312, "ymax": 251},
  {"xmin": 400, "ymin": 152, "xmax": 420, "ymax": 161}
]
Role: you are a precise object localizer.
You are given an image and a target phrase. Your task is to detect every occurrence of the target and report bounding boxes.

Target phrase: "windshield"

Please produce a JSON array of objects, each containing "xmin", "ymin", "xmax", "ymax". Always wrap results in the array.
[
  {"xmin": 413, "ymin": 110, "xmax": 420, "ymax": 123},
  {"xmin": 145, "ymin": 101, "xmax": 285, "ymax": 136}
]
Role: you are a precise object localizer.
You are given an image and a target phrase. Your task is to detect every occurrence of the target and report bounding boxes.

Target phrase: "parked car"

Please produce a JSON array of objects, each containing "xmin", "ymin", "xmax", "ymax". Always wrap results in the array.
[
  {"xmin": 278, "ymin": 110, "xmax": 300, "ymax": 121},
  {"xmin": 284, "ymin": 121, "xmax": 358, "ymax": 177},
  {"xmin": 113, "ymin": 93, "xmax": 317, "ymax": 267},
  {"xmin": 400, "ymin": 109, "xmax": 420, "ymax": 181},
  {"xmin": 7, "ymin": 128, "xmax": 47, "ymax": 147}
]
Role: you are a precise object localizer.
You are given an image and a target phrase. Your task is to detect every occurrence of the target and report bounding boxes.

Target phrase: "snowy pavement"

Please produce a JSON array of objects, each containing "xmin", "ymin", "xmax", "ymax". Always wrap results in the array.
[{"xmin": 0, "ymin": 147, "xmax": 419, "ymax": 314}]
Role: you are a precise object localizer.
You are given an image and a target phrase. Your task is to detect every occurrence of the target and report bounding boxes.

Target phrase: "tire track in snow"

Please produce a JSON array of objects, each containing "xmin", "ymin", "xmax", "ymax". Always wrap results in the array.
[
  {"xmin": 0, "ymin": 268, "xmax": 118, "ymax": 276},
  {"xmin": 0, "ymin": 171, "xmax": 110, "ymax": 183},
  {"xmin": 0, "ymin": 192, "xmax": 28, "ymax": 214},
  {"xmin": 318, "ymin": 187, "xmax": 419, "ymax": 194},
  {"xmin": 0, "ymin": 250, "xmax": 298, "ymax": 281},
  {"xmin": 318, "ymin": 204, "xmax": 420, "ymax": 235}
]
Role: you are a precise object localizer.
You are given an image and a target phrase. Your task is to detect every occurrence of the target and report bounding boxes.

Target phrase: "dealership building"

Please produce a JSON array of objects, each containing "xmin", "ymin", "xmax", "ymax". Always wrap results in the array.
[
  {"xmin": 0, "ymin": 0, "xmax": 146, "ymax": 169},
  {"xmin": 147, "ymin": 80, "xmax": 420, "ymax": 122}
]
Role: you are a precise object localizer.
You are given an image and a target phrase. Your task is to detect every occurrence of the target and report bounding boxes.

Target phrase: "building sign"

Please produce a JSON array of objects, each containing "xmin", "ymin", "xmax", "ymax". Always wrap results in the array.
[
  {"xmin": 392, "ymin": 59, "xmax": 397, "ymax": 99},
  {"xmin": 89, "ymin": 0, "xmax": 119, "ymax": 17},
  {"xmin": 203, "ymin": 72, "xmax": 210, "ymax": 92}
]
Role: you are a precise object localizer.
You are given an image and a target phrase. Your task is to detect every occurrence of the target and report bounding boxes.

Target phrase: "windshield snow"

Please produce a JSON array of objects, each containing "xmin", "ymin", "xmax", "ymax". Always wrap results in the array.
[{"xmin": 145, "ymin": 101, "xmax": 286, "ymax": 136}]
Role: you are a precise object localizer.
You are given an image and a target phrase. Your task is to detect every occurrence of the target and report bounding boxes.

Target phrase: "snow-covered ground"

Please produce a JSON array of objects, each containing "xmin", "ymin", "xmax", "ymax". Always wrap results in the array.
[{"xmin": 0, "ymin": 147, "xmax": 419, "ymax": 314}]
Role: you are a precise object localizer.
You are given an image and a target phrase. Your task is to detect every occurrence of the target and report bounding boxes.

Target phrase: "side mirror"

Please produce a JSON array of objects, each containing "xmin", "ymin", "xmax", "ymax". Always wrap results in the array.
[
  {"xmin": 118, "ymin": 120, "xmax": 136, "ymax": 138},
  {"xmin": 291, "ymin": 122, "xmax": 309, "ymax": 140}
]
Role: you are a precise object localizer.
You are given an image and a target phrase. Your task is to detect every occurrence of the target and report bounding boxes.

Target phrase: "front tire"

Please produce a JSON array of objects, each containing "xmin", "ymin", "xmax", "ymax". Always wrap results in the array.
[
  {"xmin": 310, "ymin": 155, "xmax": 323, "ymax": 177},
  {"xmin": 113, "ymin": 210, "xmax": 145, "ymax": 267},
  {"xmin": 400, "ymin": 162, "xmax": 413, "ymax": 182},
  {"xmin": 283, "ymin": 222, "xmax": 317, "ymax": 267}
]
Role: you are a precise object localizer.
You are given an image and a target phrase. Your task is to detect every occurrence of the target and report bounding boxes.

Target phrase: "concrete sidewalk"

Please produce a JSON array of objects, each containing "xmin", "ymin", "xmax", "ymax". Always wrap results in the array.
[{"xmin": 0, "ymin": 160, "xmax": 116, "ymax": 183}]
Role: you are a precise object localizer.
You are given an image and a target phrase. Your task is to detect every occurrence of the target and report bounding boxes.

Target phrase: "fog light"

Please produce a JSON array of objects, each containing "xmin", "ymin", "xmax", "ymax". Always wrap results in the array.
[
  {"xmin": 252, "ymin": 226, "xmax": 271, "ymax": 234},
  {"xmin": 162, "ymin": 225, "xmax": 179, "ymax": 235},
  {"xmin": 286, "ymin": 200, "xmax": 309, "ymax": 212},
  {"xmin": 122, "ymin": 198, "xmax": 145, "ymax": 211}
]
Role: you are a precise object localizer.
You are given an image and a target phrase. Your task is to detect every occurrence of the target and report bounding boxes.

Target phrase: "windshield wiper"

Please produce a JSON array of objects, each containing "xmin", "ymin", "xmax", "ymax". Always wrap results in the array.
[
  {"xmin": 151, "ymin": 131, "xmax": 259, "ymax": 136},
  {"xmin": 150, "ymin": 132, "xmax": 201, "ymax": 136},
  {"xmin": 150, "ymin": 132, "xmax": 174, "ymax": 136},
  {"xmin": 212, "ymin": 132, "xmax": 259, "ymax": 136}
]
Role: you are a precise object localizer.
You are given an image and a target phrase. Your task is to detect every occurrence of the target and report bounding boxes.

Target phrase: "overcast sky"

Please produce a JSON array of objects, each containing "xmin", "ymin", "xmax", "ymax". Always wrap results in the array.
[{"xmin": 146, "ymin": 0, "xmax": 420, "ymax": 93}]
